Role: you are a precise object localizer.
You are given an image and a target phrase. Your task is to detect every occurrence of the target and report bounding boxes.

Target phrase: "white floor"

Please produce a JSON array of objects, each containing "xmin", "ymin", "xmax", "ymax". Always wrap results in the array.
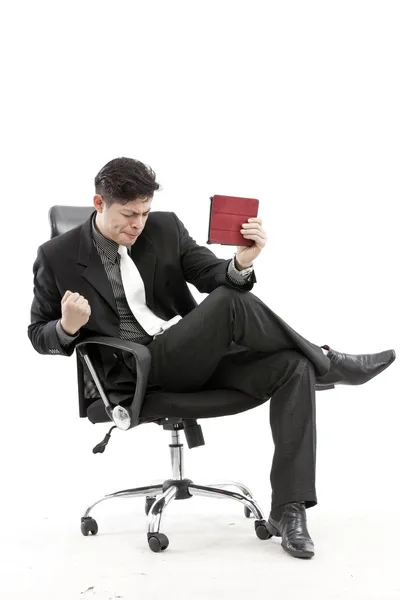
[{"xmin": 2, "ymin": 486, "xmax": 399, "ymax": 599}]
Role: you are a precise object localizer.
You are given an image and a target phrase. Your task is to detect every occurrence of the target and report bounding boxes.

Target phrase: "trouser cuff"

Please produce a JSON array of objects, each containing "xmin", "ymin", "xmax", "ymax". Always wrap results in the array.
[{"xmin": 271, "ymin": 490, "xmax": 317, "ymax": 511}]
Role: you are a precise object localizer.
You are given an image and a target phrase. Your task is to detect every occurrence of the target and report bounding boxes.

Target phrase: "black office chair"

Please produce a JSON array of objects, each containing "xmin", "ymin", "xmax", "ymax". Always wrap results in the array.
[{"xmin": 49, "ymin": 205, "xmax": 271, "ymax": 553}]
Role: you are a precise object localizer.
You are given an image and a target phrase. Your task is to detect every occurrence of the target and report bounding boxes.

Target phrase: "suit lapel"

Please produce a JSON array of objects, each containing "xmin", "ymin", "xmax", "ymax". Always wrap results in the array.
[
  {"xmin": 129, "ymin": 231, "xmax": 157, "ymax": 309},
  {"xmin": 77, "ymin": 215, "xmax": 118, "ymax": 315}
]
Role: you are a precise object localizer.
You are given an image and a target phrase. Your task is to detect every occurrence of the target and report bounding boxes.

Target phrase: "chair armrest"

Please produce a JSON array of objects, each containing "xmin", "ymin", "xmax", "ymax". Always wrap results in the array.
[{"xmin": 76, "ymin": 336, "xmax": 151, "ymax": 430}]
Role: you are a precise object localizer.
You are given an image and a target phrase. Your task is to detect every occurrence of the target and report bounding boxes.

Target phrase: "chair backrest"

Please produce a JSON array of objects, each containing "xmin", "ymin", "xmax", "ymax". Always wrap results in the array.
[
  {"xmin": 49, "ymin": 205, "xmax": 98, "ymax": 418},
  {"xmin": 49, "ymin": 205, "xmax": 94, "ymax": 238}
]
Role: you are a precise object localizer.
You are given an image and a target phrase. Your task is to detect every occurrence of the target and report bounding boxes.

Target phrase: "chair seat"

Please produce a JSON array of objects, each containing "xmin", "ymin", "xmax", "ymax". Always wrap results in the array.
[{"xmin": 87, "ymin": 388, "xmax": 267, "ymax": 424}]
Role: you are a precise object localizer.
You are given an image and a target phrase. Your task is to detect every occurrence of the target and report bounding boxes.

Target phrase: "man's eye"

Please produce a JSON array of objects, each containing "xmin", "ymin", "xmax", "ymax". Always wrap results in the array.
[{"xmin": 122, "ymin": 213, "xmax": 150, "ymax": 218}]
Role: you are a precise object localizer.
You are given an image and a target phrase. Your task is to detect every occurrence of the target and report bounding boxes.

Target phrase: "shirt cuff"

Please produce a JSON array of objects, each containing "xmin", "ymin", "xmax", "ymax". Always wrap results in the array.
[
  {"xmin": 226, "ymin": 258, "xmax": 254, "ymax": 285},
  {"xmin": 56, "ymin": 319, "xmax": 80, "ymax": 346}
]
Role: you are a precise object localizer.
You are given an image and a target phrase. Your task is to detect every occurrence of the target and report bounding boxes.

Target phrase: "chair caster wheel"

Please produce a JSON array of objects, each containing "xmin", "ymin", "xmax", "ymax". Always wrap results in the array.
[
  {"xmin": 81, "ymin": 517, "xmax": 98, "ymax": 536},
  {"xmin": 254, "ymin": 519, "xmax": 272, "ymax": 540},
  {"xmin": 147, "ymin": 532, "xmax": 169, "ymax": 553},
  {"xmin": 145, "ymin": 496, "xmax": 157, "ymax": 516},
  {"xmin": 244, "ymin": 506, "xmax": 254, "ymax": 518}
]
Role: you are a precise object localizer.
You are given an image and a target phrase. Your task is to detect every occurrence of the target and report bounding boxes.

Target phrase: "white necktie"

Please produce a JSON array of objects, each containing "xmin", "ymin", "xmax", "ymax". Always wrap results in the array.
[{"xmin": 118, "ymin": 245, "xmax": 181, "ymax": 336}]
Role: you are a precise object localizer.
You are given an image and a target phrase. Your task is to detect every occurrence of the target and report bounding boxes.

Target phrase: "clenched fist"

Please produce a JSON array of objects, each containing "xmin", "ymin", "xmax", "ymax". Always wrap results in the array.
[{"xmin": 60, "ymin": 290, "xmax": 91, "ymax": 335}]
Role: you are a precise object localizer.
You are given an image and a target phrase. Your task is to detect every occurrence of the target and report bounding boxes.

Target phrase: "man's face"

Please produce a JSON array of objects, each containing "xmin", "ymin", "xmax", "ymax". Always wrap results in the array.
[{"xmin": 94, "ymin": 195, "xmax": 152, "ymax": 246}]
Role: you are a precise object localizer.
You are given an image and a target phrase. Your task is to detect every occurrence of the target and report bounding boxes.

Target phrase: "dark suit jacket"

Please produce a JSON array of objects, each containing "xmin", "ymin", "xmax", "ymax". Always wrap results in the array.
[{"xmin": 28, "ymin": 210, "xmax": 256, "ymax": 404}]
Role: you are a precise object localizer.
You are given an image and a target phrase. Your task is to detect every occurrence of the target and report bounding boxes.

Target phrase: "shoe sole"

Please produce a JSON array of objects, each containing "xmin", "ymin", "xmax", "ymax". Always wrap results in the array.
[{"xmin": 282, "ymin": 545, "xmax": 314, "ymax": 559}]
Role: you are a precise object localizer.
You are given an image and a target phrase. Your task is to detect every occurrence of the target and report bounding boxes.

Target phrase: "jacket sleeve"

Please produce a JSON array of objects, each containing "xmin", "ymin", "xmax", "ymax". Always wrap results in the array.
[
  {"xmin": 226, "ymin": 258, "xmax": 254, "ymax": 286},
  {"xmin": 172, "ymin": 213, "xmax": 256, "ymax": 294},
  {"xmin": 27, "ymin": 246, "xmax": 80, "ymax": 356}
]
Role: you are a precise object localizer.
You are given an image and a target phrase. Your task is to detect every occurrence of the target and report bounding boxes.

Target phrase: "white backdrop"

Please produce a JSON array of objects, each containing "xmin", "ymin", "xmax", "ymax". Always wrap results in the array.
[{"xmin": 0, "ymin": 0, "xmax": 399, "ymax": 576}]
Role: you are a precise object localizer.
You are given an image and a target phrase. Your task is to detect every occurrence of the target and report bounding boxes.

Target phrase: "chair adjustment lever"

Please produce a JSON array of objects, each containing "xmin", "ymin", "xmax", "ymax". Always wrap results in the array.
[{"xmin": 92, "ymin": 426, "xmax": 117, "ymax": 454}]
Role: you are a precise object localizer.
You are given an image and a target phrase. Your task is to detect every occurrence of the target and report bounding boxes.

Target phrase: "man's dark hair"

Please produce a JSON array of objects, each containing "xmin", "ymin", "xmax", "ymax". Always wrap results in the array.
[{"xmin": 94, "ymin": 157, "xmax": 160, "ymax": 205}]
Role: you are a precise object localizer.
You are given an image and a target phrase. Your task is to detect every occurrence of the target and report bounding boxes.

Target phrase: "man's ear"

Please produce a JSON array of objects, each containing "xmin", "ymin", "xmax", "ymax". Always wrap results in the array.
[{"xmin": 93, "ymin": 194, "xmax": 104, "ymax": 212}]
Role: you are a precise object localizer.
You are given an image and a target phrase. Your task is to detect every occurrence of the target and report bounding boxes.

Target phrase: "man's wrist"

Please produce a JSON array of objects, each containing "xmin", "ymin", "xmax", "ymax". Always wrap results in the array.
[
  {"xmin": 60, "ymin": 319, "xmax": 79, "ymax": 336},
  {"xmin": 234, "ymin": 256, "xmax": 253, "ymax": 271}
]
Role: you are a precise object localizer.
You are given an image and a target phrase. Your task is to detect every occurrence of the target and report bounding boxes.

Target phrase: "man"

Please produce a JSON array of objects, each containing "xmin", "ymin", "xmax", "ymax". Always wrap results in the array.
[{"xmin": 28, "ymin": 157, "xmax": 396, "ymax": 559}]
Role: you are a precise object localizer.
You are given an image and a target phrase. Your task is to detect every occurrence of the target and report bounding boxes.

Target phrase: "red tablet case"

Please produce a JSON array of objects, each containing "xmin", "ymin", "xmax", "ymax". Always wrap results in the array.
[{"xmin": 207, "ymin": 194, "xmax": 259, "ymax": 246}]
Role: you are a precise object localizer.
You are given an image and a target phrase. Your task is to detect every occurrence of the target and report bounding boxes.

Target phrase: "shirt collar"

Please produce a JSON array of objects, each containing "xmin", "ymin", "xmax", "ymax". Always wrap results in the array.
[{"xmin": 91, "ymin": 212, "xmax": 121, "ymax": 263}]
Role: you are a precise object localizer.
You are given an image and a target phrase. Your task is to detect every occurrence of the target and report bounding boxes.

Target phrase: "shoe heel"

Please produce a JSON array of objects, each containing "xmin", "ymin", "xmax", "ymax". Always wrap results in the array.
[{"xmin": 266, "ymin": 521, "xmax": 280, "ymax": 537}]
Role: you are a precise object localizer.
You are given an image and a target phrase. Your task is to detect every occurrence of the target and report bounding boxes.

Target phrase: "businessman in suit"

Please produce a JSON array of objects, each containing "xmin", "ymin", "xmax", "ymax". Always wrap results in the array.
[{"xmin": 28, "ymin": 157, "xmax": 396, "ymax": 559}]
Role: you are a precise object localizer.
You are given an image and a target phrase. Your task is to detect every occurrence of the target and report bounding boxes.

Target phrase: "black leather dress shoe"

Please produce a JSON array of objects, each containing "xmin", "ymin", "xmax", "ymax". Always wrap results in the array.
[
  {"xmin": 267, "ymin": 502, "xmax": 314, "ymax": 559},
  {"xmin": 316, "ymin": 346, "xmax": 396, "ymax": 389}
]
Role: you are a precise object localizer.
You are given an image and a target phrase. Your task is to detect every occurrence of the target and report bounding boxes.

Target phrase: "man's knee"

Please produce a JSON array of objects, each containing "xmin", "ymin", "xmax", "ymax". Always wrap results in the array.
[
  {"xmin": 209, "ymin": 285, "xmax": 248, "ymax": 304},
  {"xmin": 268, "ymin": 350, "xmax": 316, "ymax": 395}
]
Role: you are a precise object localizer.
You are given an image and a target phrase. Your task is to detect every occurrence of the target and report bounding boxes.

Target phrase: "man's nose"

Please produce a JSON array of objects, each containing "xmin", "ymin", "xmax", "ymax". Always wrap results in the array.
[{"xmin": 131, "ymin": 217, "xmax": 144, "ymax": 229}]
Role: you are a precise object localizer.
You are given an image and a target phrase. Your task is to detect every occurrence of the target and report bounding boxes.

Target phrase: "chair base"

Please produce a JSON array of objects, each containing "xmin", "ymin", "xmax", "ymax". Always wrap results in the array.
[{"xmin": 81, "ymin": 427, "xmax": 270, "ymax": 551}]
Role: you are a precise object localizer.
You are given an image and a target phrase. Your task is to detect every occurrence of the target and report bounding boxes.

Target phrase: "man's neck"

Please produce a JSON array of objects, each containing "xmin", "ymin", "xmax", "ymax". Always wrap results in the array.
[{"xmin": 94, "ymin": 213, "xmax": 113, "ymax": 242}]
